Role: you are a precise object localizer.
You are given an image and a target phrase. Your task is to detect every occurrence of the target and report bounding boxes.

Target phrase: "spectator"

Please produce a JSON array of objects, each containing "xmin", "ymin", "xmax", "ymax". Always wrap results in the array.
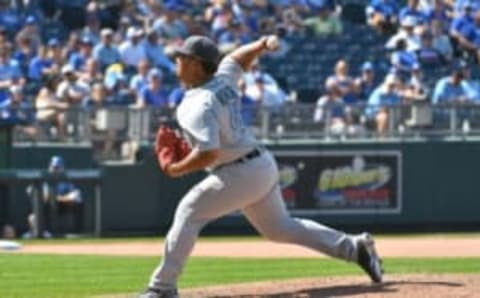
[
  {"xmin": 35, "ymin": 76, "xmax": 68, "ymax": 139},
  {"xmin": 15, "ymin": 16, "xmax": 41, "ymax": 49},
  {"xmin": 0, "ymin": 85, "xmax": 37, "ymax": 140},
  {"xmin": 81, "ymin": 12, "xmax": 101, "ymax": 45},
  {"xmin": 62, "ymin": 32, "xmax": 81, "ymax": 62},
  {"xmin": 354, "ymin": 62, "xmax": 377, "ymax": 101},
  {"xmin": 78, "ymin": 58, "xmax": 102, "ymax": 86},
  {"xmin": 303, "ymin": 4, "xmax": 342, "ymax": 35},
  {"xmin": 366, "ymin": 0, "xmax": 399, "ymax": 34},
  {"xmin": 13, "ymin": 35, "xmax": 35, "ymax": 76},
  {"xmin": 404, "ymin": 63, "xmax": 429, "ymax": 101},
  {"xmin": 423, "ymin": 0, "xmax": 449, "ymax": 25},
  {"xmin": 314, "ymin": 80, "xmax": 347, "ymax": 135},
  {"xmin": 390, "ymin": 37, "xmax": 419, "ymax": 74},
  {"xmin": 248, "ymin": 73, "xmax": 285, "ymax": 110},
  {"xmin": 0, "ymin": 44, "xmax": 23, "ymax": 104},
  {"xmin": 399, "ymin": 0, "xmax": 427, "ymax": 26},
  {"xmin": 142, "ymin": 29, "xmax": 175, "ymax": 73},
  {"xmin": 23, "ymin": 155, "xmax": 84, "ymax": 239},
  {"xmin": 205, "ymin": 1, "xmax": 234, "ymax": 39},
  {"xmin": 28, "ymin": 44, "xmax": 57, "ymax": 82},
  {"xmin": 218, "ymin": 20, "xmax": 252, "ymax": 51},
  {"xmin": 136, "ymin": 68, "xmax": 169, "ymax": 108},
  {"xmin": 431, "ymin": 19, "xmax": 454, "ymax": 60},
  {"xmin": 449, "ymin": 2, "xmax": 475, "ymax": 55},
  {"xmin": 415, "ymin": 30, "xmax": 447, "ymax": 66},
  {"xmin": 152, "ymin": 3, "xmax": 188, "ymax": 40},
  {"xmin": 432, "ymin": 61, "xmax": 474, "ymax": 104},
  {"xmin": 326, "ymin": 60, "xmax": 357, "ymax": 104},
  {"xmin": 119, "ymin": 27, "xmax": 146, "ymax": 72},
  {"xmin": 455, "ymin": 10, "xmax": 480, "ymax": 62},
  {"xmin": 68, "ymin": 37, "xmax": 94, "ymax": 71},
  {"xmin": 56, "ymin": 64, "xmax": 90, "ymax": 106},
  {"xmin": 280, "ymin": 7, "xmax": 305, "ymax": 35},
  {"xmin": 386, "ymin": 15, "xmax": 421, "ymax": 52},
  {"xmin": 244, "ymin": 61, "xmax": 287, "ymax": 105},
  {"xmin": 129, "ymin": 59, "xmax": 150, "ymax": 96},
  {"xmin": 367, "ymin": 73, "xmax": 402, "ymax": 135},
  {"xmin": 93, "ymin": 28, "xmax": 121, "ymax": 71}
]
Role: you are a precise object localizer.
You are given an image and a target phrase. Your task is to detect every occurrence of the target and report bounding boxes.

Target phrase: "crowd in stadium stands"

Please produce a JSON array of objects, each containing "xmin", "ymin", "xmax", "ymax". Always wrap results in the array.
[{"xmin": 0, "ymin": 0, "xmax": 477, "ymax": 146}]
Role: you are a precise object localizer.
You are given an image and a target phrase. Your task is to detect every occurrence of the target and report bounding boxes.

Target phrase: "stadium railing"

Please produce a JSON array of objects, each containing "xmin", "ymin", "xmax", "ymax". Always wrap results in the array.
[{"xmin": 7, "ymin": 102, "xmax": 480, "ymax": 160}]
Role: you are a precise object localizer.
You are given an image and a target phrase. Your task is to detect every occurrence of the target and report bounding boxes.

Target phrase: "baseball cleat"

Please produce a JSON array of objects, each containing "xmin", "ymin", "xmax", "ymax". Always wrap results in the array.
[
  {"xmin": 356, "ymin": 233, "xmax": 383, "ymax": 283},
  {"xmin": 139, "ymin": 287, "xmax": 178, "ymax": 298}
]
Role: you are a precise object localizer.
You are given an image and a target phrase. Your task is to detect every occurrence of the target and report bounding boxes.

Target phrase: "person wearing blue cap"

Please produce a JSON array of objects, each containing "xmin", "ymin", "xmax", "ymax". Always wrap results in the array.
[
  {"xmin": 68, "ymin": 37, "xmax": 94, "ymax": 71},
  {"xmin": 354, "ymin": 62, "xmax": 377, "ymax": 101},
  {"xmin": 23, "ymin": 156, "xmax": 84, "ymax": 239},
  {"xmin": 136, "ymin": 68, "xmax": 169, "ymax": 108}
]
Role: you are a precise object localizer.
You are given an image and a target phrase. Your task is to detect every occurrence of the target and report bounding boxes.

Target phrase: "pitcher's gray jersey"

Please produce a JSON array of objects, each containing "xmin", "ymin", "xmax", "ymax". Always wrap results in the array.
[{"xmin": 176, "ymin": 57, "xmax": 257, "ymax": 168}]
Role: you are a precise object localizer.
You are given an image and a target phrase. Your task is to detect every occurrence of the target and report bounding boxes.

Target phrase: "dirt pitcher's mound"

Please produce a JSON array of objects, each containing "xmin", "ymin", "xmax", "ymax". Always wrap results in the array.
[
  {"xmin": 180, "ymin": 274, "xmax": 479, "ymax": 298},
  {"xmin": 99, "ymin": 274, "xmax": 480, "ymax": 297}
]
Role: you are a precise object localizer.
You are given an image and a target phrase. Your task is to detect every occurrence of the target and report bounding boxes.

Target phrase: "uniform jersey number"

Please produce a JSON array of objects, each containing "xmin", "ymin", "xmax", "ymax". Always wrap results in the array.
[{"xmin": 216, "ymin": 86, "xmax": 243, "ymax": 130}]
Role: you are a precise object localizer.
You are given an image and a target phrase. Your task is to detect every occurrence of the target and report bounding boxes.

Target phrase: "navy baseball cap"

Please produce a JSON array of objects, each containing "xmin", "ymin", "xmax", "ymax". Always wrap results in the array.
[{"xmin": 174, "ymin": 35, "xmax": 221, "ymax": 65}]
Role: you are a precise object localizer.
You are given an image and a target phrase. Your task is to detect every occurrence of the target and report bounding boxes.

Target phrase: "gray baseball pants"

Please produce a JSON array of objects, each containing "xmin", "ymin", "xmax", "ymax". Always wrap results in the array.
[{"xmin": 149, "ymin": 151, "xmax": 358, "ymax": 290}]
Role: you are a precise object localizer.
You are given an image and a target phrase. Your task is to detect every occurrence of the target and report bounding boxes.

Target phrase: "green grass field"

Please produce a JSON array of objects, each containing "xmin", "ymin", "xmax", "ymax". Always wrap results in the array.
[{"xmin": 1, "ymin": 254, "xmax": 480, "ymax": 298}]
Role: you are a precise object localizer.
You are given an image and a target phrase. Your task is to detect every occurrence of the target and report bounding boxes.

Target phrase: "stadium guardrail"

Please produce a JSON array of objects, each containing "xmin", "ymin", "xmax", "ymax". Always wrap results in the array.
[{"xmin": 6, "ymin": 102, "xmax": 480, "ymax": 159}]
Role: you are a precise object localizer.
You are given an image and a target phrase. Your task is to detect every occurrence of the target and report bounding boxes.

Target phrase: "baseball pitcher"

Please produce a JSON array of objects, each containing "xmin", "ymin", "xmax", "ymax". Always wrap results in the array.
[{"xmin": 141, "ymin": 35, "xmax": 383, "ymax": 298}]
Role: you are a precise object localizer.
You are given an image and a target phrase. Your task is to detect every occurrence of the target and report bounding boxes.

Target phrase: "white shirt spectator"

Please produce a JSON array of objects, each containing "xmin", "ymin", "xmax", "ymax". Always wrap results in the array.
[{"xmin": 119, "ymin": 27, "xmax": 146, "ymax": 68}]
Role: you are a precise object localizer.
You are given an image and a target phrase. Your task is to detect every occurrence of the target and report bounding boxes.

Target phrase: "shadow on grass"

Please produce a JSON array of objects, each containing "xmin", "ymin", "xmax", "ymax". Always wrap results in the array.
[{"xmin": 208, "ymin": 279, "xmax": 463, "ymax": 298}]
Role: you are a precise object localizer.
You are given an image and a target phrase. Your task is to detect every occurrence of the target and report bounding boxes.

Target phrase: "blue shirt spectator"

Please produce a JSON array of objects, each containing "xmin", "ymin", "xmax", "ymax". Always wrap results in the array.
[
  {"xmin": 458, "ymin": 17, "xmax": 480, "ymax": 47},
  {"xmin": 137, "ymin": 69, "xmax": 169, "ymax": 108},
  {"xmin": 93, "ymin": 29, "xmax": 121, "ymax": 70},
  {"xmin": 450, "ymin": 9, "xmax": 474, "ymax": 37},
  {"xmin": 432, "ymin": 76, "xmax": 473, "ymax": 104},
  {"xmin": 28, "ymin": 52, "xmax": 53, "ymax": 81},
  {"xmin": 0, "ymin": 47, "xmax": 22, "ymax": 103},
  {"xmin": 68, "ymin": 37, "xmax": 93, "ymax": 71},
  {"xmin": 367, "ymin": 74, "xmax": 401, "ymax": 118},
  {"xmin": 0, "ymin": 86, "xmax": 35, "ymax": 125},
  {"xmin": 399, "ymin": 1, "xmax": 426, "ymax": 25}
]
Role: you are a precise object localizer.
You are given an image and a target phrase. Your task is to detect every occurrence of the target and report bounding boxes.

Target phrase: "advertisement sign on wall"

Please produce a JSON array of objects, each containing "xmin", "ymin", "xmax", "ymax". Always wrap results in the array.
[{"xmin": 275, "ymin": 151, "xmax": 402, "ymax": 214}]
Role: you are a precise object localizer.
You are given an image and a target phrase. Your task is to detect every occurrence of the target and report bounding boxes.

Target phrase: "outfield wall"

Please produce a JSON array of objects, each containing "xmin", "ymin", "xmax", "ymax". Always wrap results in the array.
[{"xmin": 5, "ymin": 139, "xmax": 480, "ymax": 235}]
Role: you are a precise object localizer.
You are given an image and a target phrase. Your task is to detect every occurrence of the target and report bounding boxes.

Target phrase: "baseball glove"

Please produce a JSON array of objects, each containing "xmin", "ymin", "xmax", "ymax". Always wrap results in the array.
[{"xmin": 155, "ymin": 125, "xmax": 192, "ymax": 171}]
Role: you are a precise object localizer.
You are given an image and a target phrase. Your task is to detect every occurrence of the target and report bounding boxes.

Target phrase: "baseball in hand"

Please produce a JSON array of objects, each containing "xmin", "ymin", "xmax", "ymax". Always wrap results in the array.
[{"xmin": 265, "ymin": 35, "xmax": 280, "ymax": 51}]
